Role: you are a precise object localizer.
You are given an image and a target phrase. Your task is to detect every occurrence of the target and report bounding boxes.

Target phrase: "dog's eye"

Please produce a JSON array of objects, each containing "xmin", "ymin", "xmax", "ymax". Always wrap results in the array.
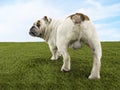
[{"xmin": 36, "ymin": 23, "xmax": 40, "ymax": 28}]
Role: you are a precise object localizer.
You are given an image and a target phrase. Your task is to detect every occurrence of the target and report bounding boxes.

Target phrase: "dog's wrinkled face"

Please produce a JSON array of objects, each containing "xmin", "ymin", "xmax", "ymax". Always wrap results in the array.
[{"xmin": 29, "ymin": 16, "xmax": 51, "ymax": 38}]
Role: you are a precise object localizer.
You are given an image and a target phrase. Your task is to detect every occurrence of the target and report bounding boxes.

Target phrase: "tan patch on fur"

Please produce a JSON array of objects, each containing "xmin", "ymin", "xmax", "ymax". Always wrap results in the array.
[{"xmin": 69, "ymin": 13, "xmax": 90, "ymax": 24}]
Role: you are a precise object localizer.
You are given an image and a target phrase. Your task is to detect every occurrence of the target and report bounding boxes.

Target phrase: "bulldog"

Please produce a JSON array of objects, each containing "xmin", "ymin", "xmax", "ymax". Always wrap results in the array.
[{"xmin": 29, "ymin": 13, "xmax": 102, "ymax": 79}]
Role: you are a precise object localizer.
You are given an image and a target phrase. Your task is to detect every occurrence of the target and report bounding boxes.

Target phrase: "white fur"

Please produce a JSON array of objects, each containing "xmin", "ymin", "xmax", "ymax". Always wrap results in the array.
[{"xmin": 32, "ymin": 16, "xmax": 102, "ymax": 79}]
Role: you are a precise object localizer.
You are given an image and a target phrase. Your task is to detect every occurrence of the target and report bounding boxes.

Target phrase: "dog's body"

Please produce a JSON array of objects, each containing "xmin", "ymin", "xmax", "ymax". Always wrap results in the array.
[{"xmin": 29, "ymin": 13, "xmax": 102, "ymax": 79}]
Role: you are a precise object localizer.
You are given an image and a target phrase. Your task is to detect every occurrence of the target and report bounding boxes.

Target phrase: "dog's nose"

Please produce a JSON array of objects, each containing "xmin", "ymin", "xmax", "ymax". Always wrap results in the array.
[
  {"xmin": 29, "ymin": 26, "xmax": 35, "ymax": 35},
  {"xmin": 30, "ymin": 26, "xmax": 35, "ymax": 31}
]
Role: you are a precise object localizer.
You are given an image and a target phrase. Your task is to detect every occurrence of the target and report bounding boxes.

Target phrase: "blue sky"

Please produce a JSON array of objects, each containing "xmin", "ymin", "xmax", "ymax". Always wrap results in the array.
[{"xmin": 0, "ymin": 0, "xmax": 120, "ymax": 42}]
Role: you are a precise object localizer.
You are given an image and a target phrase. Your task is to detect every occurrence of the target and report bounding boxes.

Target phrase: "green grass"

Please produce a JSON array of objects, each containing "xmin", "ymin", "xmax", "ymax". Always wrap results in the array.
[{"xmin": 0, "ymin": 42, "xmax": 120, "ymax": 90}]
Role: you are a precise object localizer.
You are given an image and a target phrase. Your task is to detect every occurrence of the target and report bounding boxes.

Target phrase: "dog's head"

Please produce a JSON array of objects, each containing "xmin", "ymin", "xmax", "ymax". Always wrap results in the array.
[{"xmin": 29, "ymin": 16, "xmax": 51, "ymax": 38}]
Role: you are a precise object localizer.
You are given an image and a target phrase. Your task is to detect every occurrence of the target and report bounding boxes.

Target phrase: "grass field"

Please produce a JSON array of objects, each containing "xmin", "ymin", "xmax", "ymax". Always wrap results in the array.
[{"xmin": 0, "ymin": 42, "xmax": 120, "ymax": 90}]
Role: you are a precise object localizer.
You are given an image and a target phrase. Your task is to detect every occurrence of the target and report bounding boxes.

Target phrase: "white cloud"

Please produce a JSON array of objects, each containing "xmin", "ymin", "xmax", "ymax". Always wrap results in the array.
[
  {"xmin": 95, "ymin": 20, "xmax": 120, "ymax": 41},
  {"xmin": 0, "ymin": 0, "xmax": 63, "ymax": 42},
  {"xmin": 85, "ymin": 0, "xmax": 101, "ymax": 9},
  {"xmin": 77, "ymin": 1, "xmax": 120, "ymax": 21},
  {"xmin": 76, "ymin": 0, "xmax": 120, "ymax": 41},
  {"xmin": 0, "ymin": 0, "xmax": 120, "ymax": 42},
  {"xmin": 97, "ymin": 28, "xmax": 120, "ymax": 41}
]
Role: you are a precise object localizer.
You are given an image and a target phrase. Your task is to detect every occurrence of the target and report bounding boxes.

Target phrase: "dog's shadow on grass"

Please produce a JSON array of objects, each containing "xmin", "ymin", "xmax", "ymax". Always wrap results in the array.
[
  {"xmin": 26, "ymin": 57, "xmax": 90, "ymax": 79},
  {"xmin": 27, "ymin": 57, "xmax": 62, "ymax": 68}
]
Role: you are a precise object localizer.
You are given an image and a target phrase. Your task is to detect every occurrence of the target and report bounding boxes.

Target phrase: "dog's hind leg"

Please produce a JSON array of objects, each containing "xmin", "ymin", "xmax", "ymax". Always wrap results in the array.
[{"xmin": 86, "ymin": 40, "xmax": 102, "ymax": 79}]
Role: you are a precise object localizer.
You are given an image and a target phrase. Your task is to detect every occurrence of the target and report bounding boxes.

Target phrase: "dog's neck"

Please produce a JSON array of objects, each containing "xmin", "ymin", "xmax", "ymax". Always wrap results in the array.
[{"xmin": 43, "ymin": 19, "xmax": 63, "ymax": 42}]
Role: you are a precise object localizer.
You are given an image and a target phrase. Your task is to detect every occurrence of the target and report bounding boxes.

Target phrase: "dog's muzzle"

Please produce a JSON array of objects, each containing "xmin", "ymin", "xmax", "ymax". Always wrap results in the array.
[{"xmin": 29, "ymin": 26, "xmax": 37, "ymax": 37}]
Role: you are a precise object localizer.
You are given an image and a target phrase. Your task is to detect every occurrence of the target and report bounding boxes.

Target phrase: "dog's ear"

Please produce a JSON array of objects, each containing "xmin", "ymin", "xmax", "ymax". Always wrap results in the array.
[
  {"xmin": 43, "ymin": 16, "xmax": 52, "ymax": 24},
  {"xmin": 43, "ymin": 16, "xmax": 48, "ymax": 22}
]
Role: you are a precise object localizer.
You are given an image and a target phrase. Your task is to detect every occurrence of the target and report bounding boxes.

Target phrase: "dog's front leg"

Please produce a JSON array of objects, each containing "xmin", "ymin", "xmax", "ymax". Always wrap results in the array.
[
  {"xmin": 48, "ymin": 44, "xmax": 59, "ymax": 60},
  {"xmin": 57, "ymin": 44, "xmax": 71, "ymax": 71},
  {"xmin": 61, "ymin": 49, "xmax": 70, "ymax": 72}
]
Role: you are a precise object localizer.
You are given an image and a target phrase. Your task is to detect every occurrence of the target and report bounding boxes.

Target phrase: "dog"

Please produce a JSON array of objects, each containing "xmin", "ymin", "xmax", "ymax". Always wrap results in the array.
[{"xmin": 29, "ymin": 13, "xmax": 102, "ymax": 79}]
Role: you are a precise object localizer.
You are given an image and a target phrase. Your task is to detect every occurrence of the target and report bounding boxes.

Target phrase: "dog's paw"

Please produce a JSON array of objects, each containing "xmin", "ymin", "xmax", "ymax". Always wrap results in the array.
[
  {"xmin": 62, "ymin": 69, "xmax": 70, "ymax": 72},
  {"xmin": 61, "ymin": 66, "xmax": 70, "ymax": 72},
  {"xmin": 88, "ymin": 74, "xmax": 100, "ymax": 79},
  {"xmin": 50, "ymin": 56, "xmax": 58, "ymax": 60}
]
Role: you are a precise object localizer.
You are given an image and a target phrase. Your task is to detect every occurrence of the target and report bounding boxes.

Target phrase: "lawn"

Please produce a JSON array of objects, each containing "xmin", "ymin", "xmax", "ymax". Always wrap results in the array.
[{"xmin": 0, "ymin": 42, "xmax": 120, "ymax": 90}]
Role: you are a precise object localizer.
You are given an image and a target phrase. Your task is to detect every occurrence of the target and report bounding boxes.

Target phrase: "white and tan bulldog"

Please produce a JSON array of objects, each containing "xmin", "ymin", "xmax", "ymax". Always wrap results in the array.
[{"xmin": 29, "ymin": 13, "xmax": 102, "ymax": 79}]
